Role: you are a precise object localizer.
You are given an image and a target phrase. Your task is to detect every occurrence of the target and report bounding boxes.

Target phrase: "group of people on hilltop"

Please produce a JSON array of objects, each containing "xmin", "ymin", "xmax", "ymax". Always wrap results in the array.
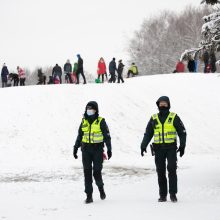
[
  {"xmin": 1, "ymin": 64, "xmax": 26, "ymax": 88},
  {"xmin": 49, "ymin": 54, "xmax": 86, "ymax": 85},
  {"xmin": 97, "ymin": 57, "xmax": 138, "ymax": 83},
  {"xmin": 1, "ymin": 54, "xmax": 139, "ymax": 88},
  {"xmin": 174, "ymin": 49, "xmax": 218, "ymax": 73},
  {"xmin": 49, "ymin": 56, "xmax": 139, "ymax": 85}
]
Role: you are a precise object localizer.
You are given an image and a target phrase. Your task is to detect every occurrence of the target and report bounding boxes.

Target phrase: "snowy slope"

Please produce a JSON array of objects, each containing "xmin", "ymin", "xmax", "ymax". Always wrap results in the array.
[{"xmin": 0, "ymin": 73, "xmax": 220, "ymax": 219}]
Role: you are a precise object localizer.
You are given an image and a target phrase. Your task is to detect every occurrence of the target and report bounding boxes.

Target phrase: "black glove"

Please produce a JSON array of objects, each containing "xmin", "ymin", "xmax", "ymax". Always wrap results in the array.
[
  {"xmin": 177, "ymin": 147, "xmax": 185, "ymax": 157},
  {"xmin": 107, "ymin": 150, "xmax": 112, "ymax": 160},
  {"xmin": 73, "ymin": 147, "xmax": 78, "ymax": 159},
  {"xmin": 141, "ymin": 148, "xmax": 147, "ymax": 157}
]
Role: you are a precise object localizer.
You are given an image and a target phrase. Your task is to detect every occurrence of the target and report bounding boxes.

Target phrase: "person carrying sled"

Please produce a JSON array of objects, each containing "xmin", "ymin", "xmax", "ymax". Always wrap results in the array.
[
  {"xmin": 73, "ymin": 101, "xmax": 112, "ymax": 204},
  {"xmin": 140, "ymin": 96, "xmax": 186, "ymax": 203}
]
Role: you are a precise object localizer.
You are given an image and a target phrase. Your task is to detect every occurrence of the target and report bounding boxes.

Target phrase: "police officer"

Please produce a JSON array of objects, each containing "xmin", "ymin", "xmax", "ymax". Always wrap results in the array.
[
  {"xmin": 73, "ymin": 101, "xmax": 112, "ymax": 204},
  {"xmin": 141, "ymin": 96, "xmax": 186, "ymax": 202}
]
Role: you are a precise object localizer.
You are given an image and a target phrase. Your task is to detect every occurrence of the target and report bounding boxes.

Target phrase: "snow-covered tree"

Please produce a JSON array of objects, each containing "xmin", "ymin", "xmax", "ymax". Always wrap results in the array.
[{"xmin": 128, "ymin": 6, "xmax": 211, "ymax": 75}]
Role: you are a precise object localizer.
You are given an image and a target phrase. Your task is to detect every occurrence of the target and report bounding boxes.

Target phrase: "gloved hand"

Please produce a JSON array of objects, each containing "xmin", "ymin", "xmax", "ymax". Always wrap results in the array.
[
  {"xmin": 107, "ymin": 150, "xmax": 112, "ymax": 160},
  {"xmin": 141, "ymin": 148, "xmax": 147, "ymax": 157},
  {"xmin": 73, "ymin": 147, "xmax": 78, "ymax": 159},
  {"xmin": 177, "ymin": 147, "xmax": 185, "ymax": 157}
]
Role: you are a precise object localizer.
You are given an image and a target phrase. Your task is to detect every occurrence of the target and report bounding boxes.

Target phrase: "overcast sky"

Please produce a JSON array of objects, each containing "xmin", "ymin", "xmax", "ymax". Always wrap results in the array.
[{"xmin": 0, "ymin": 0, "xmax": 203, "ymax": 73}]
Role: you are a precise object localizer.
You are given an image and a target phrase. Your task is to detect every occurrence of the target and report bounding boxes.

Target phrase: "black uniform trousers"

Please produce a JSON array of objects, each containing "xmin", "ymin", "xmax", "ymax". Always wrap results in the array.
[
  {"xmin": 82, "ymin": 144, "xmax": 104, "ymax": 194},
  {"xmin": 154, "ymin": 147, "xmax": 177, "ymax": 197}
]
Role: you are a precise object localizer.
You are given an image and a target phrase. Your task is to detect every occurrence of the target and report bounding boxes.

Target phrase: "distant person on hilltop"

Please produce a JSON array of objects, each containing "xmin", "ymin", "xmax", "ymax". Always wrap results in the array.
[
  {"xmin": 17, "ymin": 66, "xmax": 26, "ymax": 86},
  {"xmin": 210, "ymin": 51, "xmax": 217, "ymax": 73},
  {"xmin": 127, "ymin": 62, "xmax": 138, "ymax": 78},
  {"xmin": 76, "ymin": 54, "xmax": 86, "ymax": 84},
  {"xmin": 52, "ymin": 64, "xmax": 62, "ymax": 84},
  {"xmin": 97, "ymin": 57, "xmax": 106, "ymax": 83},
  {"xmin": 141, "ymin": 96, "xmax": 187, "ymax": 203},
  {"xmin": 203, "ymin": 49, "xmax": 209, "ymax": 73},
  {"xmin": 187, "ymin": 58, "xmax": 195, "ymax": 73},
  {"xmin": 64, "ymin": 59, "xmax": 72, "ymax": 83},
  {"xmin": 1, "ymin": 63, "xmax": 9, "ymax": 88},
  {"xmin": 175, "ymin": 60, "xmax": 185, "ymax": 73},
  {"xmin": 117, "ymin": 59, "xmax": 124, "ymax": 83},
  {"xmin": 73, "ymin": 101, "xmax": 112, "ymax": 204},
  {"xmin": 108, "ymin": 58, "xmax": 117, "ymax": 83}
]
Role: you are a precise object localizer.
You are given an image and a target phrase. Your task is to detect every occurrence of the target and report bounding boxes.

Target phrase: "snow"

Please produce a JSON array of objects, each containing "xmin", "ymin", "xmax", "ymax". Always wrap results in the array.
[{"xmin": 0, "ymin": 73, "xmax": 220, "ymax": 219}]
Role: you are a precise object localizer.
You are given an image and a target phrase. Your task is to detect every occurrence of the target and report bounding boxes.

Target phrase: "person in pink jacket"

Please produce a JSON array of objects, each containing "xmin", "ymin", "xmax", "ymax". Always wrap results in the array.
[
  {"xmin": 17, "ymin": 66, "xmax": 26, "ymax": 86},
  {"xmin": 97, "ymin": 57, "xmax": 107, "ymax": 83}
]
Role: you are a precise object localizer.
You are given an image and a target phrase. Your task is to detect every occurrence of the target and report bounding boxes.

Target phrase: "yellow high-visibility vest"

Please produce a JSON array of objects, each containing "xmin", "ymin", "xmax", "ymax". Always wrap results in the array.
[
  {"xmin": 82, "ymin": 117, "xmax": 104, "ymax": 143},
  {"xmin": 152, "ymin": 112, "xmax": 177, "ymax": 144}
]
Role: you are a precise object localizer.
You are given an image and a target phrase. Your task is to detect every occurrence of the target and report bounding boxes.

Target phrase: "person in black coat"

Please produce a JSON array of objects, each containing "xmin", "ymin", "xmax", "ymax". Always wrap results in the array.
[
  {"xmin": 187, "ymin": 58, "xmax": 195, "ymax": 72},
  {"xmin": 108, "ymin": 58, "xmax": 117, "ymax": 83},
  {"xmin": 64, "ymin": 59, "xmax": 72, "ymax": 83},
  {"xmin": 210, "ymin": 51, "xmax": 216, "ymax": 73},
  {"xmin": 117, "ymin": 60, "xmax": 124, "ymax": 83},
  {"xmin": 1, "ymin": 63, "xmax": 9, "ymax": 88},
  {"xmin": 76, "ymin": 54, "xmax": 86, "ymax": 84},
  {"xmin": 141, "ymin": 96, "xmax": 186, "ymax": 202},
  {"xmin": 203, "ymin": 50, "xmax": 209, "ymax": 73},
  {"xmin": 73, "ymin": 101, "xmax": 112, "ymax": 204},
  {"xmin": 52, "ymin": 64, "xmax": 62, "ymax": 84}
]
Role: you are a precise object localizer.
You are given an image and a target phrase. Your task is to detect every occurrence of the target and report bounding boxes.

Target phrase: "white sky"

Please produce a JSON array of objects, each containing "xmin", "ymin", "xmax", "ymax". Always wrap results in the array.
[{"xmin": 0, "ymin": 0, "xmax": 202, "ymax": 73}]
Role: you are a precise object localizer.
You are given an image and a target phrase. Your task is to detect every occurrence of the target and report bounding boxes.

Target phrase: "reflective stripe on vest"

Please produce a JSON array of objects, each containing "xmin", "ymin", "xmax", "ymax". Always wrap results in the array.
[
  {"xmin": 82, "ymin": 117, "xmax": 104, "ymax": 143},
  {"xmin": 152, "ymin": 112, "xmax": 177, "ymax": 144}
]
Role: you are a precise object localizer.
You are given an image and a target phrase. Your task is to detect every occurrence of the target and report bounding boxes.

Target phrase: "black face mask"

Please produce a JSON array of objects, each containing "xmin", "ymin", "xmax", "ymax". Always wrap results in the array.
[{"xmin": 158, "ymin": 106, "xmax": 170, "ymax": 114}]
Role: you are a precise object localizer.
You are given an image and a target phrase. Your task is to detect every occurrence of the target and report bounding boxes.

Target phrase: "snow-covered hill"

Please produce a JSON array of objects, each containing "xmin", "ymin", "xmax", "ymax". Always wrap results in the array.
[{"xmin": 0, "ymin": 73, "xmax": 220, "ymax": 219}]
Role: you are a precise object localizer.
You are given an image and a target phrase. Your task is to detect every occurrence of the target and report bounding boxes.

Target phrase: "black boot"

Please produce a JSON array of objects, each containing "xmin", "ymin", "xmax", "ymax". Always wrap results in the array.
[
  {"xmin": 170, "ymin": 194, "xmax": 178, "ymax": 202},
  {"xmin": 158, "ymin": 196, "xmax": 167, "ymax": 202},
  {"xmin": 85, "ymin": 194, "xmax": 93, "ymax": 204},
  {"xmin": 99, "ymin": 187, "xmax": 106, "ymax": 200}
]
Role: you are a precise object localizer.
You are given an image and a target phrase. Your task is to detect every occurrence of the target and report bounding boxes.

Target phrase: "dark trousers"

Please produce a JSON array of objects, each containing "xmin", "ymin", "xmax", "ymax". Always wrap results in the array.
[
  {"xmin": 117, "ymin": 73, "xmax": 124, "ymax": 83},
  {"xmin": 66, "ymin": 73, "xmax": 72, "ymax": 83},
  {"xmin": 76, "ymin": 69, "xmax": 86, "ymax": 84},
  {"xmin": 82, "ymin": 144, "xmax": 104, "ymax": 194},
  {"xmin": 155, "ymin": 148, "xmax": 177, "ymax": 197},
  {"xmin": 109, "ymin": 72, "xmax": 116, "ymax": 83},
  {"xmin": 20, "ymin": 78, "xmax": 26, "ymax": 86},
  {"xmin": 98, "ymin": 74, "xmax": 104, "ymax": 83},
  {"xmin": 127, "ymin": 70, "xmax": 135, "ymax": 78}
]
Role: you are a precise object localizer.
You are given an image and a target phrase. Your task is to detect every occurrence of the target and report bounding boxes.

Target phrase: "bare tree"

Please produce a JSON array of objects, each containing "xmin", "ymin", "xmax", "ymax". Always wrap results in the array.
[{"xmin": 128, "ymin": 6, "xmax": 211, "ymax": 75}]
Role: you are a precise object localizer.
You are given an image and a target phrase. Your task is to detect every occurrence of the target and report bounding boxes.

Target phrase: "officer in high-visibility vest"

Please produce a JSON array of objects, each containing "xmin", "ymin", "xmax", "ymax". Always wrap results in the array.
[
  {"xmin": 141, "ymin": 96, "xmax": 186, "ymax": 203},
  {"xmin": 73, "ymin": 101, "xmax": 112, "ymax": 204}
]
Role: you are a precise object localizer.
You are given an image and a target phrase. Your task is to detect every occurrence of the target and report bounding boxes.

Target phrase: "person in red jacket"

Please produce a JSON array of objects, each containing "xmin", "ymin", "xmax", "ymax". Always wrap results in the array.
[
  {"xmin": 97, "ymin": 57, "xmax": 107, "ymax": 83},
  {"xmin": 175, "ymin": 60, "xmax": 185, "ymax": 73}
]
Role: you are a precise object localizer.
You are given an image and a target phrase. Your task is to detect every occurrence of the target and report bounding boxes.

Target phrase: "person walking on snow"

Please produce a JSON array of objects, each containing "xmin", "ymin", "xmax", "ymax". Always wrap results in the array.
[
  {"xmin": 108, "ymin": 58, "xmax": 117, "ymax": 83},
  {"xmin": 141, "ymin": 96, "xmax": 186, "ymax": 203},
  {"xmin": 76, "ymin": 54, "xmax": 86, "ymax": 84},
  {"xmin": 117, "ymin": 60, "xmax": 124, "ymax": 83},
  {"xmin": 73, "ymin": 101, "xmax": 112, "ymax": 204},
  {"xmin": 97, "ymin": 57, "xmax": 107, "ymax": 83}
]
